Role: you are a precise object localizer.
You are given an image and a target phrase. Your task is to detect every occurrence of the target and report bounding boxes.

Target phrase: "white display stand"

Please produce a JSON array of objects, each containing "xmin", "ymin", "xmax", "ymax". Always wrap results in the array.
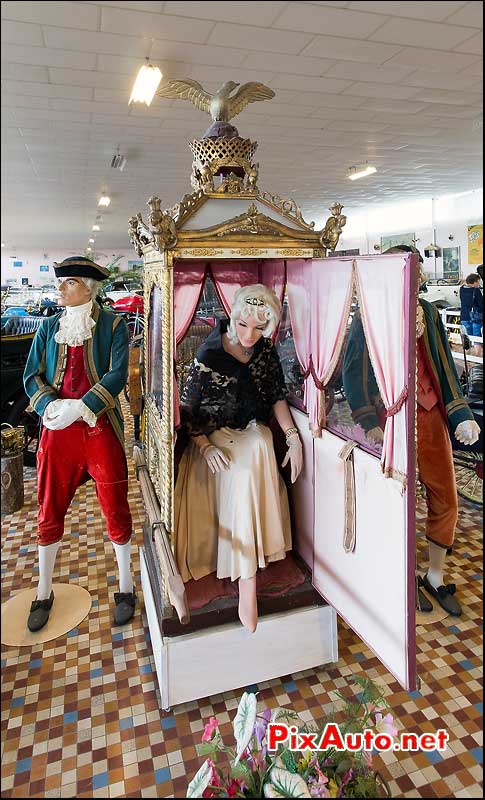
[{"xmin": 140, "ymin": 547, "xmax": 338, "ymax": 711}]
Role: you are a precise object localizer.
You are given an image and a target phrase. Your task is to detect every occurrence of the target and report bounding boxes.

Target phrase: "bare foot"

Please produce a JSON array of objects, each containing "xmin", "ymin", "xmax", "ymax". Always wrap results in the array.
[{"xmin": 238, "ymin": 576, "xmax": 258, "ymax": 632}]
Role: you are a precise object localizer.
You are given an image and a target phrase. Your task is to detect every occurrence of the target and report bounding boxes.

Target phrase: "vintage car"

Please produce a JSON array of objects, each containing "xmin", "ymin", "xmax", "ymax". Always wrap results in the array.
[{"xmin": 128, "ymin": 82, "xmax": 421, "ymax": 711}]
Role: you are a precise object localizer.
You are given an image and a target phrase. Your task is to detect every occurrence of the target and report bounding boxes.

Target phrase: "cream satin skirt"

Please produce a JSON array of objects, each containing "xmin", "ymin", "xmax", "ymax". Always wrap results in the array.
[{"xmin": 174, "ymin": 422, "xmax": 292, "ymax": 582}]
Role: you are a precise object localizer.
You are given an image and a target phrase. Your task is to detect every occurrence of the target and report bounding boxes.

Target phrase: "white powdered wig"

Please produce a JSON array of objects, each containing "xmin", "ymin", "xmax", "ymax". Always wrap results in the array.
[
  {"xmin": 80, "ymin": 277, "xmax": 103, "ymax": 300},
  {"xmin": 227, "ymin": 283, "xmax": 282, "ymax": 344}
]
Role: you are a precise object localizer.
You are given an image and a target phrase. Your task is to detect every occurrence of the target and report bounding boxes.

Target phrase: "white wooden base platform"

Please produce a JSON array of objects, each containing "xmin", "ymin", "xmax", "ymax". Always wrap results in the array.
[{"xmin": 140, "ymin": 546, "xmax": 338, "ymax": 710}]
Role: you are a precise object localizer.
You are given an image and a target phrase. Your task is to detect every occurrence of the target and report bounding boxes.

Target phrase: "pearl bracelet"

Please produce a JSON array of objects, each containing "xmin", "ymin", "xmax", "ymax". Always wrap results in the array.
[{"xmin": 285, "ymin": 426, "xmax": 299, "ymax": 442}]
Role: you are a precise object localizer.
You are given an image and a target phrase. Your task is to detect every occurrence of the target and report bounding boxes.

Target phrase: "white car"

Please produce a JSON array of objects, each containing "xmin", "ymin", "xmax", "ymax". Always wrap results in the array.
[
  {"xmin": 420, "ymin": 280, "xmax": 461, "ymax": 309},
  {"xmin": 103, "ymin": 279, "xmax": 143, "ymax": 302}
]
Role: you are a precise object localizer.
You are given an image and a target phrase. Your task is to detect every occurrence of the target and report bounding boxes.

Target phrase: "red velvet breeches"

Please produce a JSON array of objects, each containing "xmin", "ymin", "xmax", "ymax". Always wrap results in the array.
[
  {"xmin": 36, "ymin": 418, "xmax": 132, "ymax": 546},
  {"xmin": 417, "ymin": 404, "xmax": 458, "ymax": 549}
]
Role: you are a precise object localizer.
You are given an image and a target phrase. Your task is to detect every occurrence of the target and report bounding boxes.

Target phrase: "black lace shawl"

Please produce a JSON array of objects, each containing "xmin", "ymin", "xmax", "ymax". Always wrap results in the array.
[{"xmin": 180, "ymin": 319, "xmax": 287, "ymax": 436}]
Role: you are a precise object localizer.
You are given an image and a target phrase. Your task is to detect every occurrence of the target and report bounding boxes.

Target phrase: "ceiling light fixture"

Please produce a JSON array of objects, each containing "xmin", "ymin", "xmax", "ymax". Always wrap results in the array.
[
  {"xmin": 92, "ymin": 224, "xmax": 100, "ymax": 232},
  {"xmin": 1, "ymin": 242, "xmax": 5, "ymax": 248},
  {"xmin": 129, "ymin": 58, "xmax": 163, "ymax": 107},
  {"xmin": 348, "ymin": 164, "xmax": 377, "ymax": 181},
  {"xmin": 88, "ymin": 238, "xmax": 95, "ymax": 243},
  {"xmin": 98, "ymin": 194, "xmax": 111, "ymax": 207}
]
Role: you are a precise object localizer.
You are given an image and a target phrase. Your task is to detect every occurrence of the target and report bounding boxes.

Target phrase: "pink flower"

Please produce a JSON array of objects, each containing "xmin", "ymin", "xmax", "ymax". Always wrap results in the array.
[
  {"xmin": 227, "ymin": 778, "xmax": 244, "ymax": 797},
  {"xmin": 202, "ymin": 717, "xmax": 220, "ymax": 742},
  {"xmin": 314, "ymin": 763, "xmax": 329, "ymax": 786},
  {"xmin": 374, "ymin": 712, "xmax": 398, "ymax": 738}
]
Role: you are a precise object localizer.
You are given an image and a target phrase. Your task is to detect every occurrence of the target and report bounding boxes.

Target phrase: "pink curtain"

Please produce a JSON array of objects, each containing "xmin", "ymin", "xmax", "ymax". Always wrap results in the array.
[
  {"xmin": 287, "ymin": 258, "xmax": 354, "ymax": 435},
  {"xmin": 210, "ymin": 260, "xmax": 260, "ymax": 314},
  {"xmin": 287, "ymin": 259, "xmax": 313, "ymax": 414},
  {"xmin": 173, "ymin": 261, "xmax": 207, "ymax": 428},
  {"xmin": 355, "ymin": 255, "xmax": 408, "ymax": 485},
  {"xmin": 310, "ymin": 258, "xmax": 355, "ymax": 434}
]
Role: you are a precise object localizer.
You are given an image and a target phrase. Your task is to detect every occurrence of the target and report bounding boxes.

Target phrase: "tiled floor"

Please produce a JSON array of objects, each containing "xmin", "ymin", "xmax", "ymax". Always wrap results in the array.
[{"xmin": 1, "ymin": 416, "xmax": 483, "ymax": 798}]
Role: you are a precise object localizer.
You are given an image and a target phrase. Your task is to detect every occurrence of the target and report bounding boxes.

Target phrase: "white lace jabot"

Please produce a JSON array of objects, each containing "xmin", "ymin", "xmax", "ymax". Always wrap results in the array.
[{"xmin": 54, "ymin": 300, "xmax": 96, "ymax": 347}]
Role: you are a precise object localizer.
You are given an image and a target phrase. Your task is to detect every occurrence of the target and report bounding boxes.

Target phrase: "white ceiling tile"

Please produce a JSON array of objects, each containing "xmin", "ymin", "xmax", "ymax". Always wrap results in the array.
[
  {"xmin": 164, "ymin": 1, "xmax": 287, "ymax": 26},
  {"xmin": 1, "ymin": 1, "xmax": 98, "ymax": 29},
  {"xmin": 1, "ymin": 94, "xmax": 51, "ymax": 110},
  {"xmin": 152, "ymin": 41, "xmax": 248, "ymax": 68},
  {"xmin": 410, "ymin": 102, "xmax": 480, "ymax": 118},
  {"xmin": 1, "ymin": 19, "xmax": 43, "ymax": 46},
  {"xmin": 100, "ymin": 5, "xmax": 214, "ymax": 44},
  {"xmin": 370, "ymin": 18, "xmax": 478, "ymax": 50},
  {"xmin": 342, "ymin": 82, "xmax": 422, "ymax": 100},
  {"xmin": 43, "ymin": 27, "xmax": 149, "ymax": 58},
  {"xmin": 84, "ymin": 1, "xmax": 164, "ymax": 9},
  {"xmin": 185, "ymin": 64, "xmax": 276, "ymax": 85},
  {"xmin": 301, "ymin": 35, "xmax": 402, "ymax": 64},
  {"xmin": 48, "ymin": 68, "xmax": 129, "ymax": 89},
  {"xmin": 207, "ymin": 22, "xmax": 312, "ymax": 54},
  {"xmin": 454, "ymin": 31, "xmax": 483, "ymax": 53},
  {"xmin": 3, "ymin": 81, "xmax": 94, "ymax": 100},
  {"xmin": 362, "ymin": 98, "xmax": 430, "ymax": 113},
  {"xmin": 239, "ymin": 52, "xmax": 335, "ymax": 77},
  {"xmin": 295, "ymin": 92, "xmax": 366, "ymax": 111},
  {"xmin": 401, "ymin": 69, "xmax": 482, "ymax": 91},
  {"xmin": 347, "ymin": 1, "xmax": 467, "ymax": 22},
  {"xmin": 445, "ymin": 2, "xmax": 483, "ymax": 28},
  {"xmin": 0, "ymin": 63, "xmax": 49, "ymax": 82},
  {"xmin": 412, "ymin": 88, "xmax": 483, "ymax": 106},
  {"xmin": 324, "ymin": 61, "xmax": 415, "ymax": 84},
  {"xmin": 385, "ymin": 47, "xmax": 481, "ymax": 72},
  {"xmin": 459, "ymin": 58, "xmax": 483, "ymax": 76},
  {"xmin": 270, "ymin": 74, "xmax": 353, "ymax": 93},
  {"xmin": 273, "ymin": 2, "xmax": 387, "ymax": 37},
  {"xmin": 1, "ymin": 44, "xmax": 97, "ymax": 70}
]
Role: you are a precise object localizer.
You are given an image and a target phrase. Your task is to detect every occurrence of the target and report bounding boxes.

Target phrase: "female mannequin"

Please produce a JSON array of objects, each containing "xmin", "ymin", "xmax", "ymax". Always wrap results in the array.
[{"xmin": 174, "ymin": 284, "xmax": 303, "ymax": 632}]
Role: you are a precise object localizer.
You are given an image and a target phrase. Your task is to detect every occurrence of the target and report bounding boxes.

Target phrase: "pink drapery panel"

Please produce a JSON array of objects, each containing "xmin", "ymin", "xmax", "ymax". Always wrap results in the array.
[
  {"xmin": 209, "ymin": 260, "xmax": 260, "ymax": 315},
  {"xmin": 287, "ymin": 259, "xmax": 313, "ymax": 413},
  {"xmin": 260, "ymin": 259, "xmax": 286, "ymax": 340},
  {"xmin": 310, "ymin": 258, "xmax": 355, "ymax": 435},
  {"xmin": 355, "ymin": 255, "xmax": 408, "ymax": 485},
  {"xmin": 173, "ymin": 261, "xmax": 207, "ymax": 428}
]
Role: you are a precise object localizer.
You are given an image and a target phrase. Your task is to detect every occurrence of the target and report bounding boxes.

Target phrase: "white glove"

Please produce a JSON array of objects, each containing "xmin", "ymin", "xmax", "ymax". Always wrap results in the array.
[
  {"xmin": 43, "ymin": 399, "xmax": 88, "ymax": 430},
  {"xmin": 281, "ymin": 433, "xmax": 303, "ymax": 483},
  {"xmin": 201, "ymin": 444, "xmax": 231, "ymax": 474},
  {"xmin": 367, "ymin": 426, "xmax": 384, "ymax": 445},
  {"xmin": 454, "ymin": 420, "xmax": 481, "ymax": 446}
]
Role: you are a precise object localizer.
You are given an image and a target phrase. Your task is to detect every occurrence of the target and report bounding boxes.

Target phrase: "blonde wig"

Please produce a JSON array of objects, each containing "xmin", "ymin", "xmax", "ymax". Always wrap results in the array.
[{"xmin": 227, "ymin": 283, "xmax": 282, "ymax": 344}]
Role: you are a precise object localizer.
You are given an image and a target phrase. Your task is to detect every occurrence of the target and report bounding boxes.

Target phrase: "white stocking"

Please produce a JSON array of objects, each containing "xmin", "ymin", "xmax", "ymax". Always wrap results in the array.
[
  {"xmin": 427, "ymin": 541, "xmax": 447, "ymax": 589},
  {"xmin": 112, "ymin": 541, "xmax": 133, "ymax": 594},
  {"xmin": 37, "ymin": 541, "xmax": 61, "ymax": 600}
]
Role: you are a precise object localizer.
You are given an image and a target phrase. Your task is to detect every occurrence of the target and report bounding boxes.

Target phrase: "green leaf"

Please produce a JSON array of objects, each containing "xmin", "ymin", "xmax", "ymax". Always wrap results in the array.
[
  {"xmin": 233, "ymin": 692, "xmax": 257, "ymax": 764},
  {"xmin": 264, "ymin": 768, "xmax": 311, "ymax": 798},
  {"xmin": 271, "ymin": 707, "xmax": 304, "ymax": 727},
  {"xmin": 187, "ymin": 759, "xmax": 212, "ymax": 798}
]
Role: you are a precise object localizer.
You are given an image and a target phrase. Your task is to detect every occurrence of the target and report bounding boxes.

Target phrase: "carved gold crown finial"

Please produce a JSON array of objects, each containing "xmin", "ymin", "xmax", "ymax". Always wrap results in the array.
[{"xmin": 245, "ymin": 297, "xmax": 266, "ymax": 306}]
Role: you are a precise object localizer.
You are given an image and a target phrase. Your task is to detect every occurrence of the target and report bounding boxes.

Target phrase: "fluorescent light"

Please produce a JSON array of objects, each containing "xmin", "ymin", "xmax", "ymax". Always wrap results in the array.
[
  {"xmin": 348, "ymin": 165, "xmax": 377, "ymax": 181},
  {"xmin": 98, "ymin": 195, "xmax": 111, "ymax": 207},
  {"xmin": 86, "ymin": 247, "xmax": 92, "ymax": 252},
  {"xmin": 88, "ymin": 238, "xmax": 95, "ymax": 243},
  {"xmin": 1, "ymin": 242, "xmax": 4, "ymax": 247},
  {"xmin": 129, "ymin": 63, "xmax": 162, "ymax": 106},
  {"xmin": 92, "ymin": 224, "xmax": 100, "ymax": 231}
]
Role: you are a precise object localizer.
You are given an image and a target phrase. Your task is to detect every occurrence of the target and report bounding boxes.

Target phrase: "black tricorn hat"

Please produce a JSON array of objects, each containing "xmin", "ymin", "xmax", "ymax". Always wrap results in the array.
[{"xmin": 53, "ymin": 256, "xmax": 110, "ymax": 281}]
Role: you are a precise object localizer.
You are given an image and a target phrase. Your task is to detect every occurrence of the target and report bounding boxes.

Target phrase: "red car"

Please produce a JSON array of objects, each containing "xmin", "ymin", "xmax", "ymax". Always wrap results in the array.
[{"xmin": 111, "ymin": 294, "xmax": 144, "ymax": 314}]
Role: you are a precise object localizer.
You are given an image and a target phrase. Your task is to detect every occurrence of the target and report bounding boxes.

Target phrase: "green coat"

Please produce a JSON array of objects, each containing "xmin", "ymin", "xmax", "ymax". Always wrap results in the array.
[
  {"xmin": 23, "ymin": 302, "xmax": 129, "ymax": 449},
  {"xmin": 342, "ymin": 301, "xmax": 473, "ymax": 434},
  {"xmin": 420, "ymin": 298, "xmax": 474, "ymax": 431}
]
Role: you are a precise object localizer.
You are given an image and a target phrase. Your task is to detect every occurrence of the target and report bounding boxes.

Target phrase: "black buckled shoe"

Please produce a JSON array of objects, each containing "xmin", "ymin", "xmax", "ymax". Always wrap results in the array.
[
  {"xmin": 422, "ymin": 576, "xmax": 462, "ymax": 617},
  {"xmin": 27, "ymin": 591, "xmax": 54, "ymax": 632},
  {"xmin": 113, "ymin": 591, "xmax": 137, "ymax": 626},
  {"xmin": 416, "ymin": 577, "xmax": 433, "ymax": 613}
]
